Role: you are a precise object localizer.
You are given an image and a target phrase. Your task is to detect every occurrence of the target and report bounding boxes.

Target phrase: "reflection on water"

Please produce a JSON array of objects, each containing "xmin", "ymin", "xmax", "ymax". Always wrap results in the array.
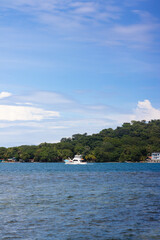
[{"xmin": 0, "ymin": 163, "xmax": 160, "ymax": 239}]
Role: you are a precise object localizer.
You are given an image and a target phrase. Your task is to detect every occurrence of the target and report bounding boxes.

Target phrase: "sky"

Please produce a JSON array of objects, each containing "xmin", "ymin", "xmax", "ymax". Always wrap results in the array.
[{"xmin": 0, "ymin": 0, "xmax": 160, "ymax": 147}]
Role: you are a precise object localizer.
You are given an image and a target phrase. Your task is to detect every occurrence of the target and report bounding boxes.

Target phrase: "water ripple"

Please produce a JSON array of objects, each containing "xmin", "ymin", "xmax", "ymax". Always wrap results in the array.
[{"xmin": 0, "ymin": 163, "xmax": 160, "ymax": 239}]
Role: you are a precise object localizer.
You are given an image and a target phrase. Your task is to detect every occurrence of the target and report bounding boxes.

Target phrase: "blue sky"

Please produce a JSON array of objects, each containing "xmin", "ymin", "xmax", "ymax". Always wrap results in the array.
[{"xmin": 0, "ymin": 0, "xmax": 160, "ymax": 147}]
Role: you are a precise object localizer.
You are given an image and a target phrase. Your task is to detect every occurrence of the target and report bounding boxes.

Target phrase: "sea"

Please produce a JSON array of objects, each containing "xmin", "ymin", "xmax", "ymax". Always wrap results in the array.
[{"xmin": 0, "ymin": 163, "xmax": 160, "ymax": 240}]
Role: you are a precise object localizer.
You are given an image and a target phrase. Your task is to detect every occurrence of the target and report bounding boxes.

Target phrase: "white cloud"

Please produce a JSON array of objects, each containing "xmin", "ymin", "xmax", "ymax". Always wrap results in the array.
[
  {"xmin": 0, "ymin": 0, "xmax": 158, "ymax": 50},
  {"xmin": 134, "ymin": 99, "xmax": 160, "ymax": 121},
  {"xmin": 106, "ymin": 100, "xmax": 160, "ymax": 124},
  {"xmin": 71, "ymin": 2, "xmax": 96, "ymax": 14},
  {"xmin": 0, "ymin": 99, "xmax": 159, "ymax": 146},
  {"xmin": 0, "ymin": 92, "xmax": 12, "ymax": 99},
  {"xmin": 113, "ymin": 23, "xmax": 157, "ymax": 46},
  {"xmin": 0, "ymin": 0, "xmax": 122, "ymax": 31},
  {"xmin": 0, "ymin": 105, "xmax": 59, "ymax": 121},
  {"xmin": 14, "ymin": 91, "xmax": 73, "ymax": 105}
]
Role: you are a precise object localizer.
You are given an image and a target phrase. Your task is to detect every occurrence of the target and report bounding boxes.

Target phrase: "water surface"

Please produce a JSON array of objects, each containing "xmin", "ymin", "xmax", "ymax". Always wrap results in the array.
[{"xmin": 0, "ymin": 163, "xmax": 160, "ymax": 239}]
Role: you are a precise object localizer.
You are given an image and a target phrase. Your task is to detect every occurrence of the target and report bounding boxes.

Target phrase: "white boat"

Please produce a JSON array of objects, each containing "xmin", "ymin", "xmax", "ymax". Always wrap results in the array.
[{"xmin": 64, "ymin": 155, "xmax": 87, "ymax": 164}]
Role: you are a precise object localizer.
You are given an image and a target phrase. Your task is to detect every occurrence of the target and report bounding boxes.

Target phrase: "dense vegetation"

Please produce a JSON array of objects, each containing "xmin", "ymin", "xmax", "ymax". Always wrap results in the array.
[{"xmin": 1, "ymin": 120, "xmax": 160, "ymax": 162}]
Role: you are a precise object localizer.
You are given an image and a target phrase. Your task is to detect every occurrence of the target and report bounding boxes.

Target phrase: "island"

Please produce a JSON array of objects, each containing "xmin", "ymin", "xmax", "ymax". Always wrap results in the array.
[{"xmin": 0, "ymin": 120, "xmax": 160, "ymax": 163}]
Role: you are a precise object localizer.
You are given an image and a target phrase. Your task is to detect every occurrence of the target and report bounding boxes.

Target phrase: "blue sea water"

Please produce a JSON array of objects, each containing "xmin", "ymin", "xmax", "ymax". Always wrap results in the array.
[{"xmin": 0, "ymin": 163, "xmax": 160, "ymax": 240}]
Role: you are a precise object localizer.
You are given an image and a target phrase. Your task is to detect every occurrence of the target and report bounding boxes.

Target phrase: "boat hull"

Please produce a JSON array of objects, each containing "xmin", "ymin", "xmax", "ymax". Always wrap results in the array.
[{"xmin": 65, "ymin": 162, "xmax": 87, "ymax": 165}]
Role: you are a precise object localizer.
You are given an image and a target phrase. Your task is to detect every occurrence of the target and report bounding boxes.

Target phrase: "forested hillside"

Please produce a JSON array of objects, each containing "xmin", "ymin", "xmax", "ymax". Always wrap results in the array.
[{"xmin": 1, "ymin": 120, "xmax": 160, "ymax": 162}]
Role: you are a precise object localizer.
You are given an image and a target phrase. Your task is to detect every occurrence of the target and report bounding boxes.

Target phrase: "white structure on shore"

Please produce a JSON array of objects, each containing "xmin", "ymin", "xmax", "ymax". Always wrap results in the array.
[{"xmin": 148, "ymin": 152, "xmax": 160, "ymax": 163}]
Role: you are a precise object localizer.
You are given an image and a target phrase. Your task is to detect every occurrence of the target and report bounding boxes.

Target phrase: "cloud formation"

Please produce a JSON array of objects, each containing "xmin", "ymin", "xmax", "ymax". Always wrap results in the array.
[
  {"xmin": 0, "ymin": 95, "xmax": 159, "ymax": 146},
  {"xmin": 17, "ymin": 91, "xmax": 73, "ymax": 105},
  {"xmin": 106, "ymin": 100, "xmax": 160, "ymax": 124},
  {"xmin": 0, "ymin": 92, "xmax": 12, "ymax": 99},
  {"xmin": 0, "ymin": 105, "xmax": 59, "ymax": 121},
  {"xmin": 135, "ymin": 99, "xmax": 160, "ymax": 121},
  {"xmin": 1, "ymin": 0, "xmax": 159, "ymax": 49},
  {"xmin": 0, "ymin": 94, "xmax": 159, "ymax": 125}
]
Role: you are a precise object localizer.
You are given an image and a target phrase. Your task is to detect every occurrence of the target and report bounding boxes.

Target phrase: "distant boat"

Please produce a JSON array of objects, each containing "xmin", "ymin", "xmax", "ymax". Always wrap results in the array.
[{"xmin": 64, "ymin": 155, "xmax": 87, "ymax": 165}]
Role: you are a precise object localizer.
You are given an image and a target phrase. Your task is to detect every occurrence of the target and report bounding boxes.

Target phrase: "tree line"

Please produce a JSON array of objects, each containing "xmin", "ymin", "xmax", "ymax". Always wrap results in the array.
[{"xmin": 0, "ymin": 120, "xmax": 160, "ymax": 162}]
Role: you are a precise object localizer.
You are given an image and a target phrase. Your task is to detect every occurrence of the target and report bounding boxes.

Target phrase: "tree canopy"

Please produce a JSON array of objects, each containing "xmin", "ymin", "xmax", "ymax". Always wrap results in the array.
[{"xmin": 1, "ymin": 120, "xmax": 160, "ymax": 162}]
